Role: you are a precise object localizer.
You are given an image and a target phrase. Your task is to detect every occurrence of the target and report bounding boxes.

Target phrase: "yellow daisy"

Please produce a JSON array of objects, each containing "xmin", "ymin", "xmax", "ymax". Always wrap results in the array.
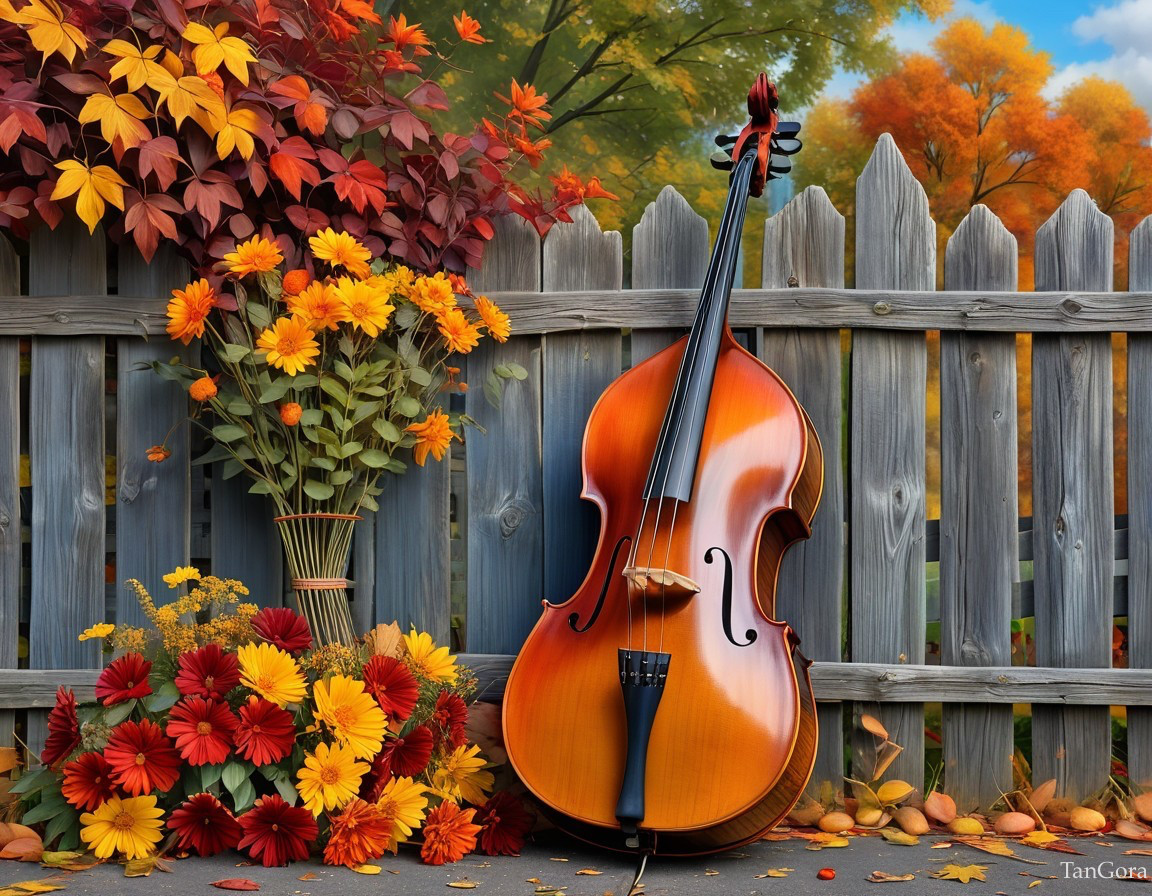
[
  {"xmin": 403, "ymin": 630, "xmax": 458, "ymax": 683},
  {"xmin": 297, "ymin": 741, "xmax": 369, "ymax": 816},
  {"xmin": 237, "ymin": 642, "xmax": 308, "ymax": 707},
  {"xmin": 309, "ymin": 227, "xmax": 372, "ymax": 278},
  {"xmin": 223, "ymin": 235, "xmax": 283, "ymax": 277},
  {"xmin": 313, "ymin": 674, "xmax": 387, "ymax": 760},
  {"xmin": 436, "ymin": 307, "xmax": 482, "ymax": 355},
  {"xmin": 380, "ymin": 265, "xmax": 416, "ymax": 298},
  {"xmin": 376, "ymin": 775, "xmax": 428, "ymax": 852},
  {"xmin": 409, "ymin": 272, "xmax": 457, "ymax": 315},
  {"xmin": 79, "ymin": 794, "xmax": 164, "ymax": 860},
  {"xmin": 163, "ymin": 566, "xmax": 201, "ymax": 588},
  {"xmin": 333, "ymin": 276, "xmax": 395, "ymax": 337},
  {"xmin": 287, "ymin": 281, "xmax": 342, "ymax": 331},
  {"xmin": 78, "ymin": 622, "xmax": 114, "ymax": 641},
  {"xmin": 256, "ymin": 316, "xmax": 320, "ymax": 375},
  {"xmin": 432, "ymin": 744, "xmax": 494, "ymax": 806},
  {"xmin": 473, "ymin": 296, "xmax": 510, "ymax": 343}
]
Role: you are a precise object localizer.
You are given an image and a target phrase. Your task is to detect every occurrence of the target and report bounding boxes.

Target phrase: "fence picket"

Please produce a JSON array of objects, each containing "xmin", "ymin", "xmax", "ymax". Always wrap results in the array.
[
  {"xmin": 465, "ymin": 215, "xmax": 544, "ymax": 657},
  {"xmin": 1032, "ymin": 189, "xmax": 1115, "ymax": 800},
  {"xmin": 940, "ymin": 205, "xmax": 1018, "ymax": 810},
  {"xmin": 851, "ymin": 134, "xmax": 934, "ymax": 787},
  {"xmin": 760, "ymin": 185, "xmax": 847, "ymax": 791},
  {"xmin": 1129, "ymin": 216, "xmax": 1152, "ymax": 789},
  {"xmin": 0, "ymin": 236, "xmax": 18, "ymax": 747},
  {"xmin": 541, "ymin": 206, "xmax": 623, "ymax": 604},
  {"xmin": 115, "ymin": 246, "xmax": 191, "ymax": 623},
  {"xmin": 210, "ymin": 478, "xmax": 282, "ymax": 607}
]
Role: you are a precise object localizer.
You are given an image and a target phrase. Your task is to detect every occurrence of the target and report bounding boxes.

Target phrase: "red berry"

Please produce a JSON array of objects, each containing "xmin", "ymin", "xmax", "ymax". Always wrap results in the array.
[{"xmin": 817, "ymin": 868, "xmax": 836, "ymax": 880}]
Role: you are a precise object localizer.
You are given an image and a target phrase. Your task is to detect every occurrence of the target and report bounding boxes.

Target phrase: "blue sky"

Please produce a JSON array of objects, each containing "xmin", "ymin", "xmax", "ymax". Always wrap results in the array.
[{"xmin": 820, "ymin": 0, "xmax": 1152, "ymax": 114}]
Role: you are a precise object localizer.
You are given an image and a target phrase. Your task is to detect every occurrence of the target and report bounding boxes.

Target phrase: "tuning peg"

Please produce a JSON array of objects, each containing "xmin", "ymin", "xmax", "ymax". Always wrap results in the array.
[
  {"xmin": 709, "ymin": 151, "xmax": 734, "ymax": 172},
  {"xmin": 714, "ymin": 134, "xmax": 737, "ymax": 147}
]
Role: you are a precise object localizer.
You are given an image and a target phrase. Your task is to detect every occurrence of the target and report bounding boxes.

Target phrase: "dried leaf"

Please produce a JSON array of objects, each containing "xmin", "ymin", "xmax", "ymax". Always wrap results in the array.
[
  {"xmin": 956, "ymin": 836, "xmax": 1015, "ymax": 857},
  {"xmin": 932, "ymin": 842, "xmax": 953, "ymax": 848},
  {"xmin": 877, "ymin": 780, "xmax": 915, "ymax": 805},
  {"xmin": 575, "ymin": 869, "xmax": 602, "ymax": 875},
  {"xmin": 754, "ymin": 868, "xmax": 793, "ymax": 878},
  {"xmin": 446, "ymin": 883, "xmax": 477, "ymax": 890},
  {"xmin": 860, "ymin": 714, "xmax": 889, "ymax": 739},
  {"xmin": 366, "ymin": 622, "xmax": 403, "ymax": 658},
  {"xmin": 806, "ymin": 836, "xmax": 850, "ymax": 850},
  {"xmin": 534, "ymin": 888, "xmax": 566, "ymax": 895},
  {"xmin": 0, "ymin": 882, "xmax": 65, "ymax": 896},
  {"xmin": 1028, "ymin": 881, "xmax": 1042, "ymax": 889},
  {"xmin": 1125, "ymin": 850, "xmax": 1152, "ymax": 857},
  {"xmin": 867, "ymin": 871, "xmax": 916, "ymax": 882},
  {"xmin": 873, "ymin": 742, "xmax": 905, "ymax": 780},
  {"xmin": 298, "ymin": 873, "xmax": 318, "ymax": 881},
  {"xmin": 124, "ymin": 856, "xmax": 157, "ymax": 877},
  {"xmin": 38, "ymin": 852, "xmax": 84, "ymax": 867},
  {"xmin": 1022, "ymin": 831, "xmax": 1060, "ymax": 847},
  {"xmin": 525, "ymin": 878, "xmax": 541, "ymax": 884},
  {"xmin": 0, "ymin": 748, "xmax": 21, "ymax": 775},
  {"xmin": 1030, "ymin": 779, "xmax": 1057, "ymax": 814},
  {"xmin": 879, "ymin": 827, "xmax": 919, "ymax": 846},
  {"xmin": 353, "ymin": 864, "xmax": 381, "ymax": 875},
  {"xmin": 549, "ymin": 857, "xmax": 569, "ymax": 862},
  {"xmin": 931, "ymin": 863, "xmax": 988, "ymax": 883},
  {"xmin": 0, "ymin": 838, "xmax": 43, "ymax": 862},
  {"xmin": 212, "ymin": 880, "xmax": 260, "ymax": 891},
  {"xmin": 704, "ymin": 869, "xmax": 719, "ymax": 876}
]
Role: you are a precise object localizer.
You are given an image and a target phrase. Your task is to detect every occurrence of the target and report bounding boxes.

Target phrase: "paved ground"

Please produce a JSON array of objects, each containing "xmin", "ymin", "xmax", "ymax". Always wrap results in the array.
[{"xmin": 0, "ymin": 831, "xmax": 1145, "ymax": 895}]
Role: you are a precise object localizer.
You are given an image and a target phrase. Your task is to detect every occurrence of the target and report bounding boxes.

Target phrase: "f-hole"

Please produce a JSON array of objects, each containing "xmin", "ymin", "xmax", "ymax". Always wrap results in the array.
[
  {"xmin": 568, "ymin": 536, "xmax": 631, "ymax": 633},
  {"xmin": 705, "ymin": 546, "xmax": 757, "ymax": 647}
]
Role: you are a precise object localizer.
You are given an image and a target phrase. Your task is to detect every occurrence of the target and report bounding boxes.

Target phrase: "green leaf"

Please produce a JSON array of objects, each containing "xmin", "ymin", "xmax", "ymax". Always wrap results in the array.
[
  {"xmin": 320, "ymin": 377, "xmax": 350, "ymax": 405},
  {"xmin": 230, "ymin": 778, "xmax": 256, "ymax": 813},
  {"xmin": 217, "ymin": 343, "xmax": 251, "ymax": 363},
  {"xmin": 314, "ymin": 427, "xmax": 340, "ymax": 447},
  {"xmin": 225, "ymin": 399, "xmax": 253, "ymax": 416},
  {"xmin": 359, "ymin": 493, "xmax": 379, "ymax": 512},
  {"xmin": 484, "ymin": 370, "xmax": 503, "ymax": 408},
  {"xmin": 358, "ymin": 448, "xmax": 390, "ymax": 468},
  {"xmin": 22, "ymin": 794, "xmax": 69, "ymax": 824},
  {"xmin": 143, "ymin": 681, "xmax": 181, "ymax": 713},
  {"xmin": 201, "ymin": 763, "xmax": 224, "ymax": 789},
  {"xmin": 506, "ymin": 362, "xmax": 529, "ymax": 380},
  {"xmin": 299, "ymin": 409, "xmax": 323, "ymax": 426},
  {"xmin": 373, "ymin": 419, "xmax": 401, "ymax": 442},
  {"xmin": 352, "ymin": 400, "xmax": 383, "ymax": 423},
  {"xmin": 310, "ymin": 456, "xmax": 337, "ymax": 471},
  {"xmin": 43, "ymin": 804, "xmax": 79, "ymax": 847},
  {"xmin": 339, "ymin": 334, "xmax": 356, "ymax": 358},
  {"xmin": 335, "ymin": 360, "xmax": 355, "ymax": 382},
  {"xmin": 393, "ymin": 304, "xmax": 418, "ymax": 330},
  {"xmin": 304, "ymin": 479, "xmax": 335, "ymax": 501},
  {"xmin": 494, "ymin": 363, "xmax": 512, "ymax": 378},
  {"xmin": 292, "ymin": 374, "xmax": 319, "ymax": 389},
  {"xmin": 408, "ymin": 366, "xmax": 432, "ymax": 387},
  {"xmin": 9, "ymin": 767, "xmax": 53, "ymax": 796},
  {"xmin": 329, "ymin": 471, "xmax": 353, "ymax": 486},
  {"xmin": 273, "ymin": 778, "xmax": 299, "ymax": 805},
  {"xmin": 258, "ymin": 378, "xmax": 292, "ymax": 404},
  {"xmin": 339, "ymin": 441, "xmax": 363, "ymax": 459},
  {"xmin": 248, "ymin": 480, "xmax": 275, "ymax": 495},
  {"xmin": 212, "ymin": 424, "xmax": 248, "ymax": 443},
  {"xmin": 103, "ymin": 699, "xmax": 136, "ymax": 726},
  {"xmin": 193, "ymin": 443, "xmax": 234, "ymax": 466},
  {"xmin": 222, "ymin": 761, "xmax": 252, "ymax": 796},
  {"xmin": 383, "ymin": 458, "xmax": 407, "ymax": 474},
  {"xmin": 221, "ymin": 458, "xmax": 244, "ymax": 480},
  {"xmin": 394, "ymin": 396, "xmax": 421, "ymax": 418},
  {"xmin": 246, "ymin": 300, "xmax": 273, "ymax": 330}
]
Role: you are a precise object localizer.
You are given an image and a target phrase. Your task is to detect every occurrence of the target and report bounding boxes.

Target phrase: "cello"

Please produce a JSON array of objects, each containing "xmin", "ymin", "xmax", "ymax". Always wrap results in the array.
[{"xmin": 502, "ymin": 74, "xmax": 822, "ymax": 858}]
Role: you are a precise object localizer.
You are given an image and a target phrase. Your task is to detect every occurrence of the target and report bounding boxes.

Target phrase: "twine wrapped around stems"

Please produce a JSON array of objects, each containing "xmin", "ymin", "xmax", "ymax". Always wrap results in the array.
[{"xmin": 273, "ymin": 512, "xmax": 361, "ymax": 646}]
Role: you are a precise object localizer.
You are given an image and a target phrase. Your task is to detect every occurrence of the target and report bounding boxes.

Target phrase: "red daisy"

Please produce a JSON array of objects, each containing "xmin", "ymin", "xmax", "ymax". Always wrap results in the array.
[
  {"xmin": 237, "ymin": 794, "xmax": 318, "ymax": 866},
  {"xmin": 323, "ymin": 798, "xmax": 392, "ymax": 868},
  {"xmin": 234, "ymin": 696, "xmax": 296, "ymax": 766},
  {"xmin": 103, "ymin": 719, "xmax": 182, "ymax": 795},
  {"xmin": 166, "ymin": 697, "xmax": 239, "ymax": 766},
  {"xmin": 61, "ymin": 751, "xmax": 117, "ymax": 811},
  {"xmin": 168, "ymin": 793, "xmax": 244, "ymax": 856},
  {"xmin": 94, "ymin": 652, "xmax": 152, "ymax": 705},
  {"xmin": 474, "ymin": 791, "xmax": 534, "ymax": 856},
  {"xmin": 42, "ymin": 687, "xmax": 81, "ymax": 768},
  {"xmin": 377, "ymin": 724, "xmax": 434, "ymax": 778},
  {"xmin": 420, "ymin": 800, "xmax": 480, "ymax": 865},
  {"xmin": 174, "ymin": 643, "xmax": 240, "ymax": 699},
  {"xmin": 250, "ymin": 607, "xmax": 313, "ymax": 655},
  {"xmin": 361, "ymin": 656, "xmax": 419, "ymax": 721},
  {"xmin": 431, "ymin": 691, "xmax": 469, "ymax": 749}
]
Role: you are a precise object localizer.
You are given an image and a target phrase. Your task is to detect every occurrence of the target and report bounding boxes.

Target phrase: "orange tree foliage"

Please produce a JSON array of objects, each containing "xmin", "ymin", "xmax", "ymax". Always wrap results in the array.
[{"xmin": 0, "ymin": 0, "xmax": 602, "ymax": 275}]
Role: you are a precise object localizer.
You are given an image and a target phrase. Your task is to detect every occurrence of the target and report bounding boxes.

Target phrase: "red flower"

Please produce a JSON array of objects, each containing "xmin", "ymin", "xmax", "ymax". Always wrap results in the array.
[
  {"xmin": 361, "ymin": 656, "xmax": 419, "ymax": 721},
  {"xmin": 237, "ymin": 794, "xmax": 318, "ymax": 867},
  {"xmin": 420, "ymin": 800, "xmax": 481, "ymax": 865},
  {"xmin": 103, "ymin": 719, "xmax": 182, "ymax": 796},
  {"xmin": 94, "ymin": 652, "xmax": 152, "ymax": 705},
  {"xmin": 168, "ymin": 793, "xmax": 244, "ymax": 856},
  {"xmin": 42, "ymin": 687, "xmax": 80, "ymax": 768},
  {"xmin": 250, "ymin": 607, "xmax": 313, "ymax": 655},
  {"xmin": 61, "ymin": 751, "xmax": 117, "ymax": 811},
  {"xmin": 166, "ymin": 697, "xmax": 239, "ymax": 766},
  {"xmin": 234, "ymin": 696, "xmax": 296, "ymax": 766},
  {"xmin": 379, "ymin": 724, "xmax": 434, "ymax": 778},
  {"xmin": 474, "ymin": 791, "xmax": 534, "ymax": 856},
  {"xmin": 323, "ymin": 798, "xmax": 392, "ymax": 867},
  {"xmin": 174, "ymin": 643, "xmax": 240, "ymax": 699},
  {"xmin": 432, "ymin": 691, "xmax": 469, "ymax": 749}
]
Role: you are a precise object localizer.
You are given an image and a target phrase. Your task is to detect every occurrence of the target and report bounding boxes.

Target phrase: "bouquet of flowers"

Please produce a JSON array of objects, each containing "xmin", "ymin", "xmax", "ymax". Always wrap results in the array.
[{"xmin": 12, "ymin": 570, "xmax": 533, "ymax": 870}]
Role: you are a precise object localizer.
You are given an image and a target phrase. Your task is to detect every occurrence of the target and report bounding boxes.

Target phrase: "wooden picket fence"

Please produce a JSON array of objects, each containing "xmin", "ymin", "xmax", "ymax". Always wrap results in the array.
[{"xmin": 2, "ymin": 132, "xmax": 1152, "ymax": 813}]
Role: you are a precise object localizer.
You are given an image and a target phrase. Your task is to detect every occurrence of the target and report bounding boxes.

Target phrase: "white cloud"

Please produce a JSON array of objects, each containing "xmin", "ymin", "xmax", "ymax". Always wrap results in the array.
[{"xmin": 1072, "ymin": 0, "xmax": 1152, "ymax": 53}]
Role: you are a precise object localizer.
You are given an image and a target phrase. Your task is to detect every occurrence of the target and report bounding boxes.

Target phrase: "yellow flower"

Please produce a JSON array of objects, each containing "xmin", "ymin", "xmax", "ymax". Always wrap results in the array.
[
  {"xmin": 403, "ymin": 630, "xmax": 458, "ymax": 683},
  {"xmin": 237, "ymin": 642, "xmax": 308, "ymax": 707},
  {"xmin": 409, "ymin": 273, "xmax": 457, "ymax": 315},
  {"xmin": 256, "ymin": 316, "xmax": 320, "ymax": 376},
  {"xmin": 406, "ymin": 410, "xmax": 457, "ymax": 467},
  {"xmin": 334, "ymin": 277, "xmax": 395, "ymax": 337},
  {"xmin": 287, "ymin": 281, "xmax": 342, "ymax": 331},
  {"xmin": 432, "ymin": 744, "xmax": 494, "ymax": 806},
  {"xmin": 473, "ymin": 296, "xmax": 510, "ymax": 343},
  {"xmin": 436, "ymin": 307, "xmax": 482, "ymax": 355},
  {"xmin": 163, "ymin": 566, "xmax": 201, "ymax": 588},
  {"xmin": 313, "ymin": 674, "xmax": 387, "ymax": 760},
  {"xmin": 166, "ymin": 280, "xmax": 216, "ymax": 345},
  {"xmin": 380, "ymin": 265, "xmax": 417, "ymax": 298},
  {"xmin": 78, "ymin": 622, "xmax": 114, "ymax": 641},
  {"xmin": 309, "ymin": 228, "xmax": 372, "ymax": 278},
  {"xmin": 376, "ymin": 776, "xmax": 428, "ymax": 852},
  {"xmin": 223, "ymin": 235, "xmax": 283, "ymax": 277},
  {"xmin": 79, "ymin": 794, "xmax": 164, "ymax": 860},
  {"xmin": 297, "ymin": 741, "xmax": 369, "ymax": 817}
]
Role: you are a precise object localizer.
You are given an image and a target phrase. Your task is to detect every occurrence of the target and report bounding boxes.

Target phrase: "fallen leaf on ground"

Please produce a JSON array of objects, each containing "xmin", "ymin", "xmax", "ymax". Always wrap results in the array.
[
  {"xmin": 446, "ymin": 883, "xmax": 477, "ymax": 889},
  {"xmin": 0, "ymin": 838, "xmax": 43, "ymax": 862},
  {"xmin": 955, "ymin": 836, "xmax": 1020, "ymax": 858},
  {"xmin": 298, "ymin": 873, "xmax": 317, "ymax": 880},
  {"xmin": 525, "ymin": 878, "xmax": 541, "ymax": 884},
  {"xmin": 704, "ymin": 869, "xmax": 718, "ymax": 876},
  {"xmin": 867, "ymin": 871, "xmax": 915, "ymax": 882},
  {"xmin": 534, "ymin": 887, "xmax": 566, "ymax": 894},
  {"xmin": 575, "ymin": 869, "xmax": 602, "ymax": 875},
  {"xmin": 879, "ymin": 828, "xmax": 919, "ymax": 846},
  {"xmin": 124, "ymin": 856, "xmax": 157, "ymax": 877},
  {"xmin": 212, "ymin": 881, "xmax": 260, "ymax": 891},
  {"xmin": 353, "ymin": 864, "xmax": 381, "ymax": 874},
  {"xmin": 1128, "ymin": 851, "xmax": 1152, "ymax": 856},
  {"xmin": 930, "ymin": 863, "xmax": 987, "ymax": 883},
  {"xmin": 472, "ymin": 861, "xmax": 491, "ymax": 868},
  {"xmin": 38, "ymin": 853, "xmax": 82, "ymax": 867},
  {"xmin": 753, "ymin": 868, "xmax": 793, "ymax": 878},
  {"xmin": 1021, "ymin": 831, "xmax": 1059, "ymax": 847},
  {"xmin": 761, "ymin": 832, "xmax": 796, "ymax": 841},
  {"xmin": 0, "ymin": 881, "xmax": 65, "ymax": 896},
  {"xmin": 806, "ymin": 836, "xmax": 850, "ymax": 851},
  {"xmin": 932, "ymin": 842, "xmax": 953, "ymax": 848},
  {"xmin": 549, "ymin": 857, "xmax": 569, "ymax": 862},
  {"xmin": 1028, "ymin": 881, "xmax": 1042, "ymax": 888}
]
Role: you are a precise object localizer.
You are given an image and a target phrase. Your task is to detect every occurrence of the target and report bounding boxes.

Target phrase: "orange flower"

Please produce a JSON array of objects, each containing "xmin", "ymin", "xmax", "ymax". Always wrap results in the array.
[
  {"xmin": 386, "ymin": 14, "xmax": 430, "ymax": 53},
  {"xmin": 513, "ymin": 134, "xmax": 552, "ymax": 167},
  {"xmin": 453, "ymin": 11, "xmax": 487, "ymax": 44},
  {"xmin": 406, "ymin": 410, "xmax": 457, "ymax": 467},
  {"xmin": 288, "ymin": 281, "xmax": 342, "ymax": 331},
  {"xmin": 420, "ymin": 800, "xmax": 480, "ymax": 865},
  {"xmin": 256, "ymin": 316, "xmax": 320, "ymax": 375},
  {"xmin": 280, "ymin": 402, "xmax": 303, "ymax": 426},
  {"xmin": 550, "ymin": 165, "xmax": 621, "ymax": 204},
  {"xmin": 166, "ymin": 279, "xmax": 217, "ymax": 345},
  {"xmin": 447, "ymin": 273, "xmax": 472, "ymax": 297},
  {"xmin": 223, "ymin": 236, "xmax": 283, "ymax": 277},
  {"xmin": 473, "ymin": 297, "xmax": 509, "ymax": 343},
  {"xmin": 436, "ymin": 307, "xmax": 481, "ymax": 355},
  {"xmin": 189, "ymin": 376, "xmax": 218, "ymax": 402},
  {"xmin": 146, "ymin": 445, "xmax": 171, "ymax": 463},
  {"xmin": 410, "ymin": 273, "xmax": 457, "ymax": 316},
  {"xmin": 323, "ymin": 798, "xmax": 393, "ymax": 868},
  {"xmin": 282, "ymin": 269, "xmax": 311, "ymax": 295},
  {"xmin": 309, "ymin": 228, "xmax": 372, "ymax": 279},
  {"xmin": 496, "ymin": 80, "xmax": 551, "ymax": 127}
]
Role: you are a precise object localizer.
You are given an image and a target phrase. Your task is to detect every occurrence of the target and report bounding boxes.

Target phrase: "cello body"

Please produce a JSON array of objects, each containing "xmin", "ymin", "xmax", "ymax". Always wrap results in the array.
[{"xmin": 501, "ymin": 76, "xmax": 822, "ymax": 857}]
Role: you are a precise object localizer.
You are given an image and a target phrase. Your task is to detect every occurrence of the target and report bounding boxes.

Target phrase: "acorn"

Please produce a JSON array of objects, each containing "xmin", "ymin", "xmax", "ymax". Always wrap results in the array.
[
  {"xmin": 817, "ymin": 811, "xmax": 855, "ymax": 833},
  {"xmin": 893, "ymin": 806, "xmax": 930, "ymax": 835}
]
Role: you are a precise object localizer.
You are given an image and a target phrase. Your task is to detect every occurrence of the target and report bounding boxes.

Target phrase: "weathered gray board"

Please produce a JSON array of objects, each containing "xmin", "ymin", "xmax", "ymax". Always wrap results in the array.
[
  {"xmin": 760, "ymin": 185, "xmax": 847, "ymax": 792},
  {"xmin": 940, "ymin": 205, "xmax": 1019, "ymax": 810},
  {"xmin": 0, "ymin": 236, "xmax": 19, "ymax": 747},
  {"xmin": 850, "ymin": 134, "xmax": 933, "ymax": 788},
  {"xmin": 1031, "ymin": 190, "xmax": 1115, "ymax": 800}
]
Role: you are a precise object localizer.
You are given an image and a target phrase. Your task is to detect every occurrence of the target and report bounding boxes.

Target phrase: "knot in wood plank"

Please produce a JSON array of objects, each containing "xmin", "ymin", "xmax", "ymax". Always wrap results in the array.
[
  {"xmin": 0, "ymin": 512, "xmax": 9, "ymax": 529},
  {"xmin": 53, "ymin": 311, "xmax": 70, "ymax": 324},
  {"xmin": 1061, "ymin": 297, "xmax": 1083, "ymax": 315},
  {"xmin": 497, "ymin": 497, "xmax": 533, "ymax": 538},
  {"xmin": 872, "ymin": 301, "xmax": 891, "ymax": 315}
]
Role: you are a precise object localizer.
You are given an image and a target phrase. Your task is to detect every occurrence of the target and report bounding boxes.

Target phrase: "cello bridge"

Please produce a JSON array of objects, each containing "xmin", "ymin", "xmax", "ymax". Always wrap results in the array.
[{"xmin": 622, "ymin": 566, "xmax": 701, "ymax": 602}]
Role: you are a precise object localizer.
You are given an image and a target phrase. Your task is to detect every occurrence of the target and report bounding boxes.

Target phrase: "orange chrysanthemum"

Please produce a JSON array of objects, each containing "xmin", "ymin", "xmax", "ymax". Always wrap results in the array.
[
  {"xmin": 473, "ymin": 297, "xmax": 509, "ymax": 343},
  {"xmin": 146, "ymin": 445, "xmax": 171, "ymax": 463},
  {"xmin": 282, "ymin": 269, "xmax": 312, "ymax": 295},
  {"xmin": 406, "ymin": 410, "xmax": 457, "ymax": 467},
  {"xmin": 309, "ymin": 228, "xmax": 372, "ymax": 279},
  {"xmin": 287, "ymin": 281, "xmax": 342, "ymax": 331},
  {"xmin": 280, "ymin": 402, "xmax": 303, "ymax": 426},
  {"xmin": 166, "ymin": 279, "xmax": 217, "ymax": 345},
  {"xmin": 409, "ymin": 273, "xmax": 457, "ymax": 316},
  {"xmin": 223, "ymin": 236, "xmax": 284, "ymax": 277},
  {"xmin": 420, "ymin": 800, "xmax": 481, "ymax": 865},
  {"xmin": 323, "ymin": 798, "xmax": 393, "ymax": 868},
  {"xmin": 436, "ymin": 307, "xmax": 481, "ymax": 355},
  {"xmin": 256, "ymin": 316, "xmax": 320, "ymax": 375},
  {"xmin": 453, "ymin": 11, "xmax": 487, "ymax": 44},
  {"xmin": 189, "ymin": 376, "xmax": 218, "ymax": 402}
]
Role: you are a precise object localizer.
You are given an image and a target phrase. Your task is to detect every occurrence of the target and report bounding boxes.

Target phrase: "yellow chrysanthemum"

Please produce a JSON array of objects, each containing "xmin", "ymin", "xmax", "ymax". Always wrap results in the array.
[
  {"xmin": 78, "ymin": 622, "xmax": 114, "ymax": 641},
  {"xmin": 333, "ymin": 277, "xmax": 395, "ymax": 337},
  {"xmin": 403, "ymin": 630, "xmax": 458, "ymax": 683},
  {"xmin": 256, "ymin": 316, "xmax": 320, "ymax": 375},
  {"xmin": 297, "ymin": 741, "xmax": 369, "ymax": 817},
  {"xmin": 237, "ymin": 642, "xmax": 308, "ymax": 707},
  {"xmin": 473, "ymin": 296, "xmax": 510, "ymax": 343},
  {"xmin": 406, "ymin": 410, "xmax": 457, "ymax": 467},
  {"xmin": 309, "ymin": 228, "xmax": 372, "ymax": 278},
  {"xmin": 166, "ymin": 279, "xmax": 216, "ymax": 345},
  {"xmin": 380, "ymin": 265, "xmax": 416, "ymax": 298},
  {"xmin": 287, "ymin": 281, "xmax": 342, "ymax": 331},
  {"xmin": 376, "ymin": 776, "xmax": 428, "ymax": 852},
  {"xmin": 313, "ymin": 674, "xmax": 387, "ymax": 760},
  {"xmin": 79, "ymin": 794, "xmax": 164, "ymax": 860},
  {"xmin": 432, "ymin": 744, "xmax": 495, "ymax": 806},
  {"xmin": 409, "ymin": 272, "xmax": 457, "ymax": 315},
  {"xmin": 223, "ymin": 235, "xmax": 283, "ymax": 277},
  {"xmin": 436, "ymin": 307, "xmax": 482, "ymax": 355},
  {"xmin": 163, "ymin": 566, "xmax": 201, "ymax": 588}
]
